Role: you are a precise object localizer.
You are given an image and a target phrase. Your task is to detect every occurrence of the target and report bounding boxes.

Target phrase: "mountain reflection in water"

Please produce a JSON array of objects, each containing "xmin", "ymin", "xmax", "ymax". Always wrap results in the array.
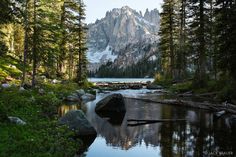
[{"xmin": 60, "ymin": 90, "xmax": 236, "ymax": 157}]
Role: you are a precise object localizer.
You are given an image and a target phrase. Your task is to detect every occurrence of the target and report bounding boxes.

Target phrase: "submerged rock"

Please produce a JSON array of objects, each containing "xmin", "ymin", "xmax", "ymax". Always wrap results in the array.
[
  {"xmin": 95, "ymin": 93, "xmax": 126, "ymax": 113},
  {"xmin": 76, "ymin": 134, "xmax": 97, "ymax": 156},
  {"xmin": 58, "ymin": 110, "xmax": 96, "ymax": 136},
  {"xmin": 8, "ymin": 116, "xmax": 26, "ymax": 125}
]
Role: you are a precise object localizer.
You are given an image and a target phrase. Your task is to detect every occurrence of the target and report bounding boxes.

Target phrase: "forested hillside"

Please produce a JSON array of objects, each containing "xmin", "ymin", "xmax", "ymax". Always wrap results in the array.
[
  {"xmin": 0, "ymin": 1, "xmax": 90, "ymax": 156},
  {"xmin": 0, "ymin": 0, "xmax": 88, "ymax": 86},
  {"xmin": 157, "ymin": 0, "xmax": 236, "ymax": 102}
]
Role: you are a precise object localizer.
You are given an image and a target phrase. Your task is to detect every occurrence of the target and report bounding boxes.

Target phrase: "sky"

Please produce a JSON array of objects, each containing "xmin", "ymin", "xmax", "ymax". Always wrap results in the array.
[{"xmin": 84, "ymin": 0, "xmax": 163, "ymax": 24}]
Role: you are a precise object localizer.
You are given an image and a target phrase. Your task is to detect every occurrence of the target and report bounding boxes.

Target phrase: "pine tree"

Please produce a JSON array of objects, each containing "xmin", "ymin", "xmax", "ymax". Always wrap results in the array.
[
  {"xmin": 58, "ymin": 1, "xmax": 67, "ymax": 76},
  {"xmin": 215, "ymin": 0, "xmax": 236, "ymax": 80},
  {"xmin": 76, "ymin": 0, "xmax": 88, "ymax": 84},
  {"xmin": 159, "ymin": 0, "xmax": 178, "ymax": 80},
  {"xmin": 31, "ymin": 0, "xmax": 38, "ymax": 86},
  {"xmin": 188, "ymin": 0, "xmax": 211, "ymax": 87},
  {"xmin": 0, "ymin": 0, "xmax": 14, "ymax": 24},
  {"xmin": 174, "ymin": 0, "xmax": 188, "ymax": 80},
  {"xmin": 22, "ymin": 0, "xmax": 30, "ymax": 85}
]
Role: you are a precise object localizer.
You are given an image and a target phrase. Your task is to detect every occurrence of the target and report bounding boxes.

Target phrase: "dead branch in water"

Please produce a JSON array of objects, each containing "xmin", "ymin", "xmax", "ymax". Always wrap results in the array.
[{"xmin": 127, "ymin": 119, "xmax": 186, "ymax": 126}]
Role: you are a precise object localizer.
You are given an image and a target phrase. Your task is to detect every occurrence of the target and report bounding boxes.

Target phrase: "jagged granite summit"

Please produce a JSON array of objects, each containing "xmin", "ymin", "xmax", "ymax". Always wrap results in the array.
[{"xmin": 87, "ymin": 6, "xmax": 160, "ymax": 71}]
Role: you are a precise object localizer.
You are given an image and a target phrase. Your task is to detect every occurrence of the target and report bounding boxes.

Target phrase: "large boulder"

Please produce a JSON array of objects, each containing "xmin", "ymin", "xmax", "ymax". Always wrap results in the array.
[
  {"xmin": 95, "ymin": 93, "xmax": 126, "ymax": 114},
  {"xmin": 58, "ymin": 110, "xmax": 96, "ymax": 136}
]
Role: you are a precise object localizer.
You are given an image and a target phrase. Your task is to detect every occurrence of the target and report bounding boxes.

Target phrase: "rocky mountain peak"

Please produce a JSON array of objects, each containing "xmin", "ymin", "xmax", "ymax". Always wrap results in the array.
[
  {"xmin": 87, "ymin": 6, "xmax": 160, "ymax": 72},
  {"xmin": 144, "ymin": 8, "xmax": 160, "ymax": 24}
]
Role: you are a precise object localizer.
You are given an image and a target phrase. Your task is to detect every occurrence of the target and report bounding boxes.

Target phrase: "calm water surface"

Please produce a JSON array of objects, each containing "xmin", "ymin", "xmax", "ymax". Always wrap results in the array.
[{"xmin": 59, "ymin": 79, "xmax": 236, "ymax": 157}]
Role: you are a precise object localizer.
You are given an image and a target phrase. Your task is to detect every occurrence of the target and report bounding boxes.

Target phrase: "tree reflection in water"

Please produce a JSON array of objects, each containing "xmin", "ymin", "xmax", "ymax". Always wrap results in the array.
[
  {"xmin": 59, "ymin": 95, "xmax": 236, "ymax": 157},
  {"xmin": 85, "ymin": 97, "xmax": 236, "ymax": 157}
]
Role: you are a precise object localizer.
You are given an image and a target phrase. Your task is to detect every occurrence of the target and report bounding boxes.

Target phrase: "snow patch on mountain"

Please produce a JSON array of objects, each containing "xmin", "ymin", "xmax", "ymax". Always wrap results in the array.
[
  {"xmin": 87, "ymin": 46, "xmax": 117, "ymax": 63},
  {"xmin": 148, "ymin": 55, "xmax": 158, "ymax": 61}
]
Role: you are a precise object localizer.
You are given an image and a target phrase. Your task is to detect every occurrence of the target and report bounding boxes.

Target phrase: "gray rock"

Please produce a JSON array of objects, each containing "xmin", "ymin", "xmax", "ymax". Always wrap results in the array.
[
  {"xmin": 76, "ymin": 89, "xmax": 86, "ymax": 96},
  {"xmin": 38, "ymin": 88, "xmax": 45, "ymax": 95},
  {"xmin": 2, "ymin": 83, "xmax": 10, "ymax": 88},
  {"xmin": 58, "ymin": 110, "xmax": 96, "ymax": 136},
  {"xmin": 81, "ymin": 93, "xmax": 96, "ymax": 102},
  {"xmin": 19, "ymin": 87, "xmax": 25, "ymax": 91},
  {"xmin": 8, "ymin": 116, "xmax": 26, "ymax": 125},
  {"xmin": 95, "ymin": 93, "xmax": 126, "ymax": 113},
  {"xmin": 52, "ymin": 79, "xmax": 60, "ymax": 84},
  {"xmin": 66, "ymin": 93, "xmax": 81, "ymax": 102}
]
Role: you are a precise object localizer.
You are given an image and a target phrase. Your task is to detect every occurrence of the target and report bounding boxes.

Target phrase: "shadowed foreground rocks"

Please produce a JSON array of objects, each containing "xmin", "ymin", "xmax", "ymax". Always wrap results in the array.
[
  {"xmin": 59, "ymin": 110, "xmax": 97, "ymax": 136},
  {"xmin": 95, "ymin": 93, "xmax": 126, "ymax": 113},
  {"xmin": 95, "ymin": 93, "xmax": 126, "ymax": 124}
]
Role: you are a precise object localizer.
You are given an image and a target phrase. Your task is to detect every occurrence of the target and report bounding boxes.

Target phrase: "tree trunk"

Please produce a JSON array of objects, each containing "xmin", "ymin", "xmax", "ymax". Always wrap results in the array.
[
  {"xmin": 58, "ymin": 2, "xmax": 66, "ymax": 76},
  {"xmin": 178, "ymin": 0, "xmax": 187, "ymax": 80},
  {"xmin": 169, "ymin": 1, "xmax": 174, "ymax": 79},
  {"xmin": 21, "ymin": 0, "xmax": 29, "ymax": 86},
  {"xmin": 32, "ymin": 0, "xmax": 37, "ymax": 87},
  {"xmin": 196, "ymin": 0, "xmax": 207, "ymax": 87}
]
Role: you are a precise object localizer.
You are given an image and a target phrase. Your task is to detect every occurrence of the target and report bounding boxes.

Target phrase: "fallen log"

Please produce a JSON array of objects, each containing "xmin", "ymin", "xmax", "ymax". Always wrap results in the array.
[
  {"xmin": 124, "ymin": 97, "xmax": 236, "ymax": 114},
  {"xmin": 127, "ymin": 119, "xmax": 186, "ymax": 122},
  {"xmin": 127, "ymin": 119, "xmax": 186, "ymax": 127},
  {"xmin": 178, "ymin": 91, "xmax": 220, "ymax": 98}
]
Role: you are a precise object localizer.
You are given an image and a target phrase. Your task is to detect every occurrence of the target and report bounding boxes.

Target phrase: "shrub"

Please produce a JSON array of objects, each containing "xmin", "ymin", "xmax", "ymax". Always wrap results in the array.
[
  {"xmin": 170, "ymin": 81, "xmax": 192, "ymax": 93},
  {"xmin": 0, "ymin": 101, "xmax": 8, "ymax": 122},
  {"xmin": 35, "ymin": 94, "xmax": 61, "ymax": 118}
]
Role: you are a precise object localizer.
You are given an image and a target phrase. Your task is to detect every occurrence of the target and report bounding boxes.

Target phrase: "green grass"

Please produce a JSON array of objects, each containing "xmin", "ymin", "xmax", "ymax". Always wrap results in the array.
[
  {"xmin": 154, "ymin": 74, "xmax": 236, "ymax": 102},
  {"xmin": 169, "ymin": 81, "xmax": 193, "ymax": 93},
  {"xmin": 0, "ymin": 55, "xmax": 24, "ymax": 82},
  {"xmin": 0, "ymin": 85, "xmax": 82, "ymax": 157}
]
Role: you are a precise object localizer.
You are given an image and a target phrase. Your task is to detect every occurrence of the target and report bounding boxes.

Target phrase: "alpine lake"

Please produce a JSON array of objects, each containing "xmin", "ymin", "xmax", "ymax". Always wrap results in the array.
[{"xmin": 58, "ymin": 78, "xmax": 236, "ymax": 157}]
